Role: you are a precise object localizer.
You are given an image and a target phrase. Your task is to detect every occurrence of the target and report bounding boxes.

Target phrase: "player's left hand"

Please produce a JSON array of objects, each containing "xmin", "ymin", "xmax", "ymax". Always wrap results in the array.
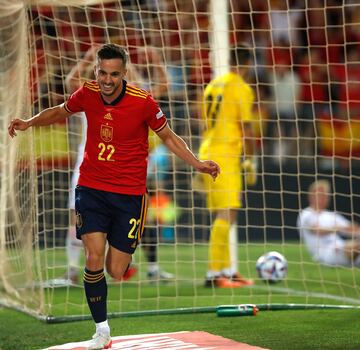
[{"xmin": 196, "ymin": 160, "xmax": 220, "ymax": 181}]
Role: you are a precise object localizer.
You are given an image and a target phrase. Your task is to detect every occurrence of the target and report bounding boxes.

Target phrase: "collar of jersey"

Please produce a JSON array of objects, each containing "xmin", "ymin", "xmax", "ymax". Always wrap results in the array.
[{"xmin": 101, "ymin": 80, "xmax": 127, "ymax": 106}]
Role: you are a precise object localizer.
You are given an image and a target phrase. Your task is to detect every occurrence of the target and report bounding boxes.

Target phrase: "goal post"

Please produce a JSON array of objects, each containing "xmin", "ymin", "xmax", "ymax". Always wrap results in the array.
[
  {"xmin": 1, "ymin": 0, "xmax": 360, "ymax": 322},
  {"xmin": 210, "ymin": 0, "xmax": 229, "ymax": 77},
  {"xmin": 0, "ymin": 1, "xmax": 44, "ymax": 314}
]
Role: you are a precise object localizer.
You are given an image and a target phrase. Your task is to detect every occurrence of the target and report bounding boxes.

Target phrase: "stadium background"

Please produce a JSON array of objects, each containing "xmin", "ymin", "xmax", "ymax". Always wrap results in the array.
[{"xmin": 26, "ymin": 0, "xmax": 360, "ymax": 246}]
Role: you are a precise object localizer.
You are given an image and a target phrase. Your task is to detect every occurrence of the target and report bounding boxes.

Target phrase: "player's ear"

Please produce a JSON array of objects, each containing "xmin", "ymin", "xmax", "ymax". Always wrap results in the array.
[
  {"xmin": 123, "ymin": 68, "xmax": 128, "ymax": 78},
  {"xmin": 93, "ymin": 64, "xmax": 98, "ymax": 77}
]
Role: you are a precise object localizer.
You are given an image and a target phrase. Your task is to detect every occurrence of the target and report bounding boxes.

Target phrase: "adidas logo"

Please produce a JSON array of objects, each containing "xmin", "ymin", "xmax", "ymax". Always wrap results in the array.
[{"xmin": 104, "ymin": 113, "xmax": 113, "ymax": 120}]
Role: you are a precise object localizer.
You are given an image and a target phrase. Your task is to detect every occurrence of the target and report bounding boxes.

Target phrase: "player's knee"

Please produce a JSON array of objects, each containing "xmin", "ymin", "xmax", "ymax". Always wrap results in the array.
[
  {"xmin": 85, "ymin": 252, "xmax": 104, "ymax": 271},
  {"xmin": 108, "ymin": 270, "xmax": 120, "ymax": 280},
  {"xmin": 107, "ymin": 266, "xmax": 125, "ymax": 280},
  {"xmin": 107, "ymin": 261, "xmax": 130, "ymax": 280}
]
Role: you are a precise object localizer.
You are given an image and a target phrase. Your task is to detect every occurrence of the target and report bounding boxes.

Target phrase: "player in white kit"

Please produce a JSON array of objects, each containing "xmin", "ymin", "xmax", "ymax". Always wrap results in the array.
[
  {"xmin": 65, "ymin": 113, "xmax": 87, "ymax": 284},
  {"xmin": 297, "ymin": 180, "xmax": 360, "ymax": 266}
]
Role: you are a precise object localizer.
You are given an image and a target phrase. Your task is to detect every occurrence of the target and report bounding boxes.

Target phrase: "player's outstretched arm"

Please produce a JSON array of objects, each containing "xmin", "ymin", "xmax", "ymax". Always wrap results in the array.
[
  {"xmin": 337, "ymin": 222, "xmax": 360, "ymax": 237},
  {"xmin": 65, "ymin": 45, "xmax": 99, "ymax": 94},
  {"xmin": 8, "ymin": 104, "xmax": 72, "ymax": 138},
  {"xmin": 308, "ymin": 221, "xmax": 360, "ymax": 237},
  {"xmin": 157, "ymin": 124, "xmax": 220, "ymax": 180}
]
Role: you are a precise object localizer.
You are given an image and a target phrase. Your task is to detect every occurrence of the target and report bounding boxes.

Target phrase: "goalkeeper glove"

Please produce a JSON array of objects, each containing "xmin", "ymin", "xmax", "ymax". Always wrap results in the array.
[{"xmin": 242, "ymin": 159, "xmax": 257, "ymax": 186}]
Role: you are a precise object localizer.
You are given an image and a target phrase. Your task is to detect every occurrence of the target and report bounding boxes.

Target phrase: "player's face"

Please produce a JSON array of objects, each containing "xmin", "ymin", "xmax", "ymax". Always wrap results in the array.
[
  {"xmin": 94, "ymin": 58, "xmax": 127, "ymax": 101},
  {"xmin": 311, "ymin": 186, "xmax": 330, "ymax": 210}
]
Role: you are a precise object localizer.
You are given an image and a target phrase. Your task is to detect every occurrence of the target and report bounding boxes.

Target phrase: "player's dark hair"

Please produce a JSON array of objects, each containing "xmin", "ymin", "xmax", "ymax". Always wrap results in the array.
[
  {"xmin": 229, "ymin": 43, "xmax": 253, "ymax": 66},
  {"xmin": 96, "ymin": 43, "xmax": 129, "ymax": 66}
]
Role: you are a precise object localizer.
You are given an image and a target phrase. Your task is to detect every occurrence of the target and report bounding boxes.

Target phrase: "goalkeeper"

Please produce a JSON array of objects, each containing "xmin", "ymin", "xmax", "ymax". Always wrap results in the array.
[{"xmin": 199, "ymin": 43, "xmax": 257, "ymax": 288}]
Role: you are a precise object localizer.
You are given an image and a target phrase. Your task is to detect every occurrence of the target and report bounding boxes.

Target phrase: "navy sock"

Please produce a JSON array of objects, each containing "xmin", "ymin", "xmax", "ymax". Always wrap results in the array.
[{"xmin": 83, "ymin": 268, "xmax": 107, "ymax": 323}]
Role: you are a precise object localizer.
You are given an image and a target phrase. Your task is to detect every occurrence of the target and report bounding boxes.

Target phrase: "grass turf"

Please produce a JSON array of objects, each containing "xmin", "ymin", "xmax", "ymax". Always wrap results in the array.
[
  {"xmin": 1, "ymin": 306, "xmax": 360, "ymax": 349},
  {"xmin": 39, "ymin": 243, "xmax": 360, "ymax": 318},
  {"xmin": 1, "ymin": 243, "xmax": 360, "ymax": 349}
]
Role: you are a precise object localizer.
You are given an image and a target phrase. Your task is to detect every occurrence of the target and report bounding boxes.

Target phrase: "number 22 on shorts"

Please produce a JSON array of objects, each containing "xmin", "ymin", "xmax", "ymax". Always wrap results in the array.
[{"xmin": 128, "ymin": 218, "xmax": 140, "ymax": 240}]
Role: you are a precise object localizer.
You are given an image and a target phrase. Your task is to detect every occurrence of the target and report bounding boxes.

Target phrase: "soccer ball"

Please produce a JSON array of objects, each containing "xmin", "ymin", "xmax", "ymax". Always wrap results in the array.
[{"xmin": 256, "ymin": 251, "xmax": 288, "ymax": 283}]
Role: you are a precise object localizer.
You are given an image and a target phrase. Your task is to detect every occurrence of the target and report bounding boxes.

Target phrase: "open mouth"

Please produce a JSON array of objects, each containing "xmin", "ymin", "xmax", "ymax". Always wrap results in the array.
[
  {"xmin": 102, "ymin": 84, "xmax": 113, "ymax": 90},
  {"xmin": 101, "ymin": 85, "xmax": 114, "ymax": 94}
]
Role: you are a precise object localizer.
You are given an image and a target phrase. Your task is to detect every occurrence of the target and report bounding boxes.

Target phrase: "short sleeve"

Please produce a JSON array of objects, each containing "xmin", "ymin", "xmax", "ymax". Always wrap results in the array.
[
  {"xmin": 145, "ymin": 94, "xmax": 167, "ymax": 133},
  {"xmin": 64, "ymin": 85, "xmax": 85, "ymax": 114}
]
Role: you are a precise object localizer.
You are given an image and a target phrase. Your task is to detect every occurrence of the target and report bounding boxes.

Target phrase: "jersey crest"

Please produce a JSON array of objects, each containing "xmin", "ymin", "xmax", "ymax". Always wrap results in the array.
[{"xmin": 100, "ymin": 124, "xmax": 113, "ymax": 142}]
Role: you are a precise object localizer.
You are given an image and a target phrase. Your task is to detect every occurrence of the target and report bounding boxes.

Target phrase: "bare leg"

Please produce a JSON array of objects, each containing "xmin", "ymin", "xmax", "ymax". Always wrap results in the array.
[
  {"xmin": 106, "ymin": 246, "xmax": 132, "ymax": 280},
  {"xmin": 82, "ymin": 232, "xmax": 107, "ymax": 271}
]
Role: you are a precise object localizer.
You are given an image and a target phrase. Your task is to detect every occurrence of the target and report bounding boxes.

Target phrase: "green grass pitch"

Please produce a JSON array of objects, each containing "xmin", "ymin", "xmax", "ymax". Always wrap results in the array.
[{"xmin": 1, "ymin": 243, "xmax": 360, "ymax": 349}]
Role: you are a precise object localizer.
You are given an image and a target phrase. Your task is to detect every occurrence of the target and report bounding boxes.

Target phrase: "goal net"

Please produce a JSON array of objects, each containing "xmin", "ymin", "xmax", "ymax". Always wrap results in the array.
[{"xmin": 1, "ymin": 0, "xmax": 360, "ymax": 321}]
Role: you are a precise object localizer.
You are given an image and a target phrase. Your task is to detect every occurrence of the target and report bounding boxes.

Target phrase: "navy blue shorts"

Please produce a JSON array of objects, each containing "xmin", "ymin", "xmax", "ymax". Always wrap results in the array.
[{"xmin": 75, "ymin": 186, "xmax": 148, "ymax": 254}]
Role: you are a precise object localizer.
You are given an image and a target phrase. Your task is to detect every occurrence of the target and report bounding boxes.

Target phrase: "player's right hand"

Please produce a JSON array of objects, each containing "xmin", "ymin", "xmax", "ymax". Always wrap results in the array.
[{"xmin": 8, "ymin": 119, "xmax": 29, "ymax": 138}]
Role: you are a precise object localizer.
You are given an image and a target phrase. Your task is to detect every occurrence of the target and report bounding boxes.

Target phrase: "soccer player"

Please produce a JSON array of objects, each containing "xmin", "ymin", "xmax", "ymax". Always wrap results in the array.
[
  {"xmin": 64, "ymin": 112, "xmax": 87, "ymax": 285},
  {"xmin": 297, "ymin": 180, "xmax": 360, "ymax": 266},
  {"xmin": 199, "ymin": 43, "xmax": 257, "ymax": 288},
  {"xmin": 8, "ymin": 43, "xmax": 220, "ymax": 350},
  {"xmin": 63, "ymin": 45, "xmax": 173, "ymax": 284}
]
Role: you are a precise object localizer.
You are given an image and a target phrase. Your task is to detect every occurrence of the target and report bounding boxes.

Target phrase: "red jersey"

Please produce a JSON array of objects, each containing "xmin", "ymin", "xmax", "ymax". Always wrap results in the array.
[{"xmin": 64, "ymin": 80, "xmax": 167, "ymax": 195}]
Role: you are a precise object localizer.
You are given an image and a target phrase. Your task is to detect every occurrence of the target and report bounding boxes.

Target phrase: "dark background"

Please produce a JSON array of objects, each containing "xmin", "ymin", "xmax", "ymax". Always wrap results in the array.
[{"xmin": 36, "ymin": 161, "xmax": 360, "ymax": 247}]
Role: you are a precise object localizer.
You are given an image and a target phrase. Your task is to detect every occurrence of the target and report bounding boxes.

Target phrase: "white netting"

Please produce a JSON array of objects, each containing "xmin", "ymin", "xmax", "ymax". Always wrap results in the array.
[{"xmin": 1, "ymin": 0, "xmax": 360, "ymax": 320}]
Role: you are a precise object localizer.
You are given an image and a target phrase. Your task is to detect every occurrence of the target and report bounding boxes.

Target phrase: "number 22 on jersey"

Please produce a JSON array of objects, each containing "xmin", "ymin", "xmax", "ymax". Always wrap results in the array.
[{"xmin": 98, "ymin": 142, "xmax": 115, "ymax": 161}]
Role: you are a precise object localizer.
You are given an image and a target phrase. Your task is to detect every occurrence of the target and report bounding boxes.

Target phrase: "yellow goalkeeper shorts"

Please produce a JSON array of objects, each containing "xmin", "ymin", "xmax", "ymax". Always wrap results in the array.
[{"xmin": 201, "ymin": 155, "xmax": 242, "ymax": 210}]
